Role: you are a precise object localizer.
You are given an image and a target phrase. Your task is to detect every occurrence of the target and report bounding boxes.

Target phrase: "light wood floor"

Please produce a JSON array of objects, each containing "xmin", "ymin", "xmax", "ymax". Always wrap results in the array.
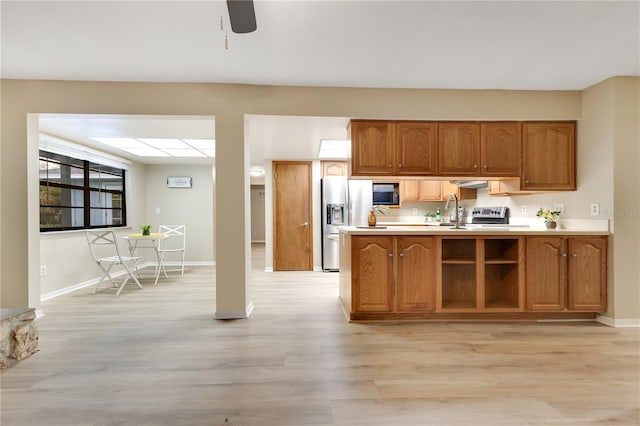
[{"xmin": 1, "ymin": 244, "xmax": 638, "ymax": 425}]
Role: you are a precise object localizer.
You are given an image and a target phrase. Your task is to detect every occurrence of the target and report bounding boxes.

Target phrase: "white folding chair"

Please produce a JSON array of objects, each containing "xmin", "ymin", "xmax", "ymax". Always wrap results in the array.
[
  {"xmin": 85, "ymin": 230, "xmax": 143, "ymax": 295},
  {"xmin": 154, "ymin": 225, "xmax": 186, "ymax": 286}
]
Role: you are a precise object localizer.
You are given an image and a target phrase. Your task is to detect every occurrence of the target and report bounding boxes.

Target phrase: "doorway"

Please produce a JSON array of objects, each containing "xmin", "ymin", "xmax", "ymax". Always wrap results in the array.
[{"xmin": 272, "ymin": 161, "xmax": 313, "ymax": 271}]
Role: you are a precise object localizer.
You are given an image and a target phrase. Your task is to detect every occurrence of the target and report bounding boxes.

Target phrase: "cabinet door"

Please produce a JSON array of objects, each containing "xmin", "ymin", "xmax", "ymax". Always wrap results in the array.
[
  {"xmin": 350, "ymin": 121, "xmax": 395, "ymax": 176},
  {"xmin": 526, "ymin": 237, "xmax": 566, "ymax": 310},
  {"xmin": 396, "ymin": 122, "xmax": 437, "ymax": 175},
  {"xmin": 438, "ymin": 122, "xmax": 480, "ymax": 175},
  {"xmin": 441, "ymin": 181, "xmax": 477, "ymax": 202},
  {"xmin": 567, "ymin": 238, "xmax": 607, "ymax": 311},
  {"xmin": 418, "ymin": 181, "xmax": 442, "ymax": 201},
  {"xmin": 481, "ymin": 122, "xmax": 521, "ymax": 176},
  {"xmin": 322, "ymin": 161, "xmax": 347, "ymax": 177},
  {"xmin": 522, "ymin": 122, "xmax": 576, "ymax": 190},
  {"xmin": 400, "ymin": 181, "xmax": 420, "ymax": 203},
  {"xmin": 397, "ymin": 237, "xmax": 436, "ymax": 311},
  {"xmin": 352, "ymin": 236, "xmax": 394, "ymax": 312}
]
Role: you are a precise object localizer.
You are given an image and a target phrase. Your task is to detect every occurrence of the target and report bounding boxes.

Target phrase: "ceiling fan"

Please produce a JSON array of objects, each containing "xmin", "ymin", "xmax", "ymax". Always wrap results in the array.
[{"xmin": 226, "ymin": 0, "xmax": 257, "ymax": 33}]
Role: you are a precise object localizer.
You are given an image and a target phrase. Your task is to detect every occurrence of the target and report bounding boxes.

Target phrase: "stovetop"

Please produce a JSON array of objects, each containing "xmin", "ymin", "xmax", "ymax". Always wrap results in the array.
[{"xmin": 471, "ymin": 206, "xmax": 509, "ymax": 224}]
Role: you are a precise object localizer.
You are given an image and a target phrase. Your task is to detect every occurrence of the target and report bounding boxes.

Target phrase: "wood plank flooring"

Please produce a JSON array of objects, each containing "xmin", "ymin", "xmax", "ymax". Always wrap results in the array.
[{"xmin": 1, "ymin": 244, "xmax": 638, "ymax": 425}]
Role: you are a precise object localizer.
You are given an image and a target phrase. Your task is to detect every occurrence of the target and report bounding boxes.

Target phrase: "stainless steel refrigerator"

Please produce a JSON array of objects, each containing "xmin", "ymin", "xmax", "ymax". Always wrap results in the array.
[
  {"xmin": 321, "ymin": 176, "xmax": 347, "ymax": 271},
  {"xmin": 321, "ymin": 177, "xmax": 372, "ymax": 271}
]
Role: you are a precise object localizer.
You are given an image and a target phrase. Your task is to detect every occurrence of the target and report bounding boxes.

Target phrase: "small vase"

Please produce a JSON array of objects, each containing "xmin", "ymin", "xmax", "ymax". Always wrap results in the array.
[
  {"xmin": 142, "ymin": 229, "xmax": 151, "ymax": 236},
  {"xmin": 545, "ymin": 221, "xmax": 557, "ymax": 229},
  {"xmin": 368, "ymin": 210, "xmax": 377, "ymax": 227}
]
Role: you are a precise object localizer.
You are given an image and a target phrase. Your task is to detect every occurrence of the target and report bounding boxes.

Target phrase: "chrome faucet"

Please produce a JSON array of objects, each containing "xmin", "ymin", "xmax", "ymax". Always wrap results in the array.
[{"xmin": 444, "ymin": 192, "xmax": 462, "ymax": 229}]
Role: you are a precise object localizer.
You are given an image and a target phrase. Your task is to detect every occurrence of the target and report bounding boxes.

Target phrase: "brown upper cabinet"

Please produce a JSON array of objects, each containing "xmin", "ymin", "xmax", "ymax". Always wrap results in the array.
[
  {"xmin": 349, "ymin": 120, "xmax": 396, "ymax": 176},
  {"xmin": 400, "ymin": 181, "xmax": 476, "ymax": 203},
  {"xmin": 437, "ymin": 122, "xmax": 481, "ymax": 175},
  {"xmin": 321, "ymin": 160, "xmax": 348, "ymax": 177},
  {"xmin": 395, "ymin": 122, "xmax": 437, "ymax": 175},
  {"xmin": 350, "ymin": 119, "xmax": 576, "ymax": 192},
  {"xmin": 522, "ymin": 122, "xmax": 576, "ymax": 190},
  {"xmin": 480, "ymin": 122, "xmax": 521, "ymax": 176}
]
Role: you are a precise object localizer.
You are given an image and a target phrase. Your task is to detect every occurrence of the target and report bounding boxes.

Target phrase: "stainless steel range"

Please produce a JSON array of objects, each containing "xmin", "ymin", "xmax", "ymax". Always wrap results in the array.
[{"xmin": 471, "ymin": 206, "xmax": 509, "ymax": 225}]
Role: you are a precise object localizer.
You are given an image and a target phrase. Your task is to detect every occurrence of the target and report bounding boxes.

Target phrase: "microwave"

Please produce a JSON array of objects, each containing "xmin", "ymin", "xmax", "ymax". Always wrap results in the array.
[{"xmin": 372, "ymin": 182, "xmax": 400, "ymax": 206}]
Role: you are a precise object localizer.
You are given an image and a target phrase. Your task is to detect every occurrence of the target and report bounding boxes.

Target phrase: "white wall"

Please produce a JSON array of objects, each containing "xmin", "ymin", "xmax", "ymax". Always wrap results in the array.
[
  {"xmin": 145, "ymin": 164, "xmax": 215, "ymax": 263},
  {"xmin": 250, "ymin": 185, "xmax": 265, "ymax": 242}
]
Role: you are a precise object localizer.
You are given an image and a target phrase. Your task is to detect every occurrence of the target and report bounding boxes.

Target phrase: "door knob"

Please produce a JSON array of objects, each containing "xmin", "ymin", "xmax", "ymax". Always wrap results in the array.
[{"xmin": 301, "ymin": 222, "xmax": 309, "ymax": 227}]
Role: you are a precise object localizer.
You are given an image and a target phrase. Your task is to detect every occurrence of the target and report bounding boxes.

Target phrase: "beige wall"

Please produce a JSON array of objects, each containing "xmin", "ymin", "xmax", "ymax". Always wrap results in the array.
[{"xmin": 1, "ymin": 78, "xmax": 637, "ymax": 322}]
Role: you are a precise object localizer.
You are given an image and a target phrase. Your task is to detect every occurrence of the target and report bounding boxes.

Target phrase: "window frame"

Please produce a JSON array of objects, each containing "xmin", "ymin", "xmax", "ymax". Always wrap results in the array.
[{"xmin": 39, "ymin": 150, "xmax": 127, "ymax": 232}]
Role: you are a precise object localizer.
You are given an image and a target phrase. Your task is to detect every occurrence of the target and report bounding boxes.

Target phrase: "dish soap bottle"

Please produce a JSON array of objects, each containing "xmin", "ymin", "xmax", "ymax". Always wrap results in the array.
[{"xmin": 435, "ymin": 207, "xmax": 441, "ymax": 222}]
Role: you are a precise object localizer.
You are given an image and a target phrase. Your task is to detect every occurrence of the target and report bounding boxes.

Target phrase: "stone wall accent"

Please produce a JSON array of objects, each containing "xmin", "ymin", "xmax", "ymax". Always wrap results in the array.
[{"xmin": 0, "ymin": 308, "xmax": 38, "ymax": 368}]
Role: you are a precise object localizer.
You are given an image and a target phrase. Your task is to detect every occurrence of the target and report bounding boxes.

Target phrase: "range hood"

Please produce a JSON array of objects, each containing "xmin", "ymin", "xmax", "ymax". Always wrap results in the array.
[{"xmin": 449, "ymin": 180, "xmax": 488, "ymax": 189}]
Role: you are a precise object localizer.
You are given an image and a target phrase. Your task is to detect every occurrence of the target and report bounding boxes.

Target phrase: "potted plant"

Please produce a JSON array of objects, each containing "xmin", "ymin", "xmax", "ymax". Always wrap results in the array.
[
  {"xmin": 141, "ymin": 224, "xmax": 152, "ymax": 236},
  {"xmin": 424, "ymin": 211, "xmax": 437, "ymax": 222},
  {"xmin": 536, "ymin": 208, "xmax": 561, "ymax": 229}
]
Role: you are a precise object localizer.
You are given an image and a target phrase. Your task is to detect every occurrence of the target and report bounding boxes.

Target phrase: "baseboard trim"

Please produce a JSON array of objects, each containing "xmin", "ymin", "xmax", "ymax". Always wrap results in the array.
[
  {"xmin": 596, "ymin": 314, "xmax": 640, "ymax": 328},
  {"xmin": 40, "ymin": 261, "xmax": 215, "ymax": 302},
  {"xmin": 264, "ymin": 267, "xmax": 273, "ymax": 272},
  {"xmin": 215, "ymin": 302, "xmax": 254, "ymax": 320},
  {"xmin": 313, "ymin": 266, "xmax": 323, "ymax": 272}
]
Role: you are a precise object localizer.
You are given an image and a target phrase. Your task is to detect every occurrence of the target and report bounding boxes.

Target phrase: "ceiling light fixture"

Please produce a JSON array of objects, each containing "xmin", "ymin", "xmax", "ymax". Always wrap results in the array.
[
  {"xmin": 318, "ymin": 139, "xmax": 350, "ymax": 159},
  {"xmin": 90, "ymin": 137, "xmax": 216, "ymax": 158},
  {"xmin": 250, "ymin": 166, "xmax": 265, "ymax": 177}
]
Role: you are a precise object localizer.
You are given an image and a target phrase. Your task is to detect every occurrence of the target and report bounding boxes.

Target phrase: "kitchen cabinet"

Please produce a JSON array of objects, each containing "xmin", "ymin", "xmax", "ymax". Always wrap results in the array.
[
  {"xmin": 487, "ymin": 179, "xmax": 531, "ymax": 196},
  {"xmin": 480, "ymin": 122, "xmax": 521, "ymax": 176},
  {"xmin": 396, "ymin": 237, "xmax": 436, "ymax": 311},
  {"xmin": 400, "ymin": 180, "xmax": 477, "ymax": 203},
  {"xmin": 349, "ymin": 120, "xmax": 395, "ymax": 176},
  {"xmin": 322, "ymin": 160, "xmax": 347, "ymax": 177},
  {"xmin": 395, "ymin": 122, "xmax": 437, "ymax": 176},
  {"xmin": 522, "ymin": 122, "xmax": 576, "ymax": 190},
  {"xmin": 351, "ymin": 236, "xmax": 435, "ymax": 313},
  {"xmin": 525, "ymin": 236, "xmax": 606, "ymax": 312},
  {"xmin": 438, "ymin": 122, "xmax": 481, "ymax": 175},
  {"xmin": 439, "ymin": 237, "xmax": 523, "ymax": 311},
  {"xmin": 352, "ymin": 236, "xmax": 394, "ymax": 312}
]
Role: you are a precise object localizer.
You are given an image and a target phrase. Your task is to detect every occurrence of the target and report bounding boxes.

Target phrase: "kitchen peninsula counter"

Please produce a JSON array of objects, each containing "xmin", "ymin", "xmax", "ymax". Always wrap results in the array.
[{"xmin": 338, "ymin": 225, "xmax": 609, "ymax": 322}]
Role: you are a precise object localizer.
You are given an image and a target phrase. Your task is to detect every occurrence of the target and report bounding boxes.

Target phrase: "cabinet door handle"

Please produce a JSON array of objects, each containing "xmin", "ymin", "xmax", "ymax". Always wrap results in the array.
[
  {"xmin": 483, "ymin": 164, "xmax": 488, "ymax": 169},
  {"xmin": 572, "ymin": 253, "xmax": 577, "ymax": 258},
  {"xmin": 399, "ymin": 253, "xmax": 404, "ymax": 257},
  {"xmin": 473, "ymin": 164, "xmax": 478, "ymax": 169},
  {"xmin": 388, "ymin": 253, "xmax": 393, "ymax": 257},
  {"xmin": 525, "ymin": 179, "xmax": 530, "ymax": 184},
  {"xmin": 387, "ymin": 163, "xmax": 392, "ymax": 168},
  {"xmin": 561, "ymin": 253, "xmax": 567, "ymax": 258},
  {"xmin": 398, "ymin": 164, "xmax": 403, "ymax": 168}
]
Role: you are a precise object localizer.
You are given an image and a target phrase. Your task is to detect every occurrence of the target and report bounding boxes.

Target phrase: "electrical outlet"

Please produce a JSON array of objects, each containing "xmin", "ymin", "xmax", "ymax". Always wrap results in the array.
[
  {"xmin": 40, "ymin": 265, "xmax": 47, "ymax": 276},
  {"xmin": 521, "ymin": 205, "xmax": 527, "ymax": 215},
  {"xmin": 412, "ymin": 208, "xmax": 418, "ymax": 215},
  {"xmin": 553, "ymin": 203, "xmax": 565, "ymax": 213},
  {"xmin": 155, "ymin": 207, "xmax": 161, "ymax": 214},
  {"xmin": 591, "ymin": 203, "xmax": 600, "ymax": 216}
]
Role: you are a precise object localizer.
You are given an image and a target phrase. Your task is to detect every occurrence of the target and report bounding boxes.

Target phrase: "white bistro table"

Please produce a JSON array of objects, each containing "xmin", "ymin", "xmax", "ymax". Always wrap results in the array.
[{"xmin": 122, "ymin": 233, "xmax": 168, "ymax": 284}]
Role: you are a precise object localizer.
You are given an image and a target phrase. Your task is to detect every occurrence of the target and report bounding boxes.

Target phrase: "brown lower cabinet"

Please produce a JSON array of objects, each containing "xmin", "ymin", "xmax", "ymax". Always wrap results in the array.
[
  {"xmin": 344, "ymin": 233, "xmax": 607, "ymax": 321},
  {"xmin": 352, "ymin": 236, "xmax": 436, "ymax": 313},
  {"xmin": 526, "ymin": 236, "xmax": 607, "ymax": 311}
]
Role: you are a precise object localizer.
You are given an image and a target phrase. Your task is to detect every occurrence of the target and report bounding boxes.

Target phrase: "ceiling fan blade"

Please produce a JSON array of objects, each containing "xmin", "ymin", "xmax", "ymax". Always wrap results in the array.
[{"xmin": 226, "ymin": 0, "xmax": 257, "ymax": 34}]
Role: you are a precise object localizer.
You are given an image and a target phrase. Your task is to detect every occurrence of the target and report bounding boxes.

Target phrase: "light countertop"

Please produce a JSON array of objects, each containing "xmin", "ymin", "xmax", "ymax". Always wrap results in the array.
[{"xmin": 339, "ymin": 225, "xmax": 609, "ymax": 236}]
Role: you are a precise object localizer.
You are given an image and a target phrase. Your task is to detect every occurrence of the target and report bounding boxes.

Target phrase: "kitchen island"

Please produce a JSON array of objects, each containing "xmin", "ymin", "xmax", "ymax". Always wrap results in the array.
[{"xmin": 338, "ymin": 225, "xmax": 609, "ymax": 322}]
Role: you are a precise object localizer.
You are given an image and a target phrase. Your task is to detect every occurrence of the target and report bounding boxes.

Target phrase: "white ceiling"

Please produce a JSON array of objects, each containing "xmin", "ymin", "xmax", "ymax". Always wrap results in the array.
[
  {"xmin": 6, "ymin": 1, "xmax": 639, "ymax": 170},
  {"xmin": 2, "ymin": 1, "xmax": 638, "ymax": 90}
]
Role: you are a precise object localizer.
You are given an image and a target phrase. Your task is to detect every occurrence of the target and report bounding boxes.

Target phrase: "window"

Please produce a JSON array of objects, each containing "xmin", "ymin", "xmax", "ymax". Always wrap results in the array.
[{"xmin": 39, "ymin": 150, "xmax": 127, "ymax": 231}]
